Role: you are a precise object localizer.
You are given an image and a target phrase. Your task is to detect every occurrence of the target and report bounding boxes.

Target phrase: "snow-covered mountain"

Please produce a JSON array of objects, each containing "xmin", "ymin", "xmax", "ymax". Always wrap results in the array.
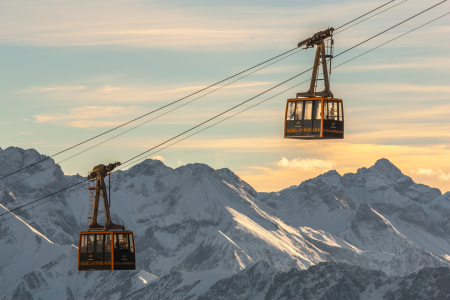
[{"xmin": 0, "ymin": 146, "xmax": 450, "ymax": 299}]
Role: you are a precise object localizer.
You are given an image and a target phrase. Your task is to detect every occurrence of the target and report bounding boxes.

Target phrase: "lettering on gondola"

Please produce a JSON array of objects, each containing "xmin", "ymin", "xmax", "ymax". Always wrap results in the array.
[
  {"xmin": 323, "ymin": 129, "xmax": 343, "ymax": 133},
  {"xmin": 81, "ymin": 261, "xmax": 112, "ymax": 266},
  {"xmin": 286, "ymin": 127, "xmax": 321, "ymax": 134},
  {"xmin": 286, "ymin": 128, "xmax": 302, "ymax": 134}
]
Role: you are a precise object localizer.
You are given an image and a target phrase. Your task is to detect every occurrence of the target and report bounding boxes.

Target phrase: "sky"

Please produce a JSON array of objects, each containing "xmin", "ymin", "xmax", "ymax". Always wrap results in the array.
[{"xmin": 1, "ymin": 0, "xmax": 449, "ymax": 193}]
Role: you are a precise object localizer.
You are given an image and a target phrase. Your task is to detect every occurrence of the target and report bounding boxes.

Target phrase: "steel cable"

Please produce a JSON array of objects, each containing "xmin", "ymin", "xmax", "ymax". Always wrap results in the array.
[
  {"xmin": 0, "ymin": 48, "xmax": 299, "ymax": 182},
  {"xmin": 0, "ymin": 0, "xmax": 421, "ymax": 182},
  {"xmin": 0, "ymin": 48, "xmax": 304, "ymax": 193},
  {"xmin": 1, "ymin": 3, "xmax": 447, "ymax": 220}
]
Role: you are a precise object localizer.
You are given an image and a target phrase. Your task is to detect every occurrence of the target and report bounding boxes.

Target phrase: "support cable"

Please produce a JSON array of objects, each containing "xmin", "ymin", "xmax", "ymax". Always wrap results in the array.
[
  {"xmin": 335, "ymin": 0, "xmax": 409, "ymax": 34},
  {"xmin": 0, "ymin": 48, "xmax": 299, "ymax": 182},
  {"xmin": 0, "ymin": 0, "xmax": 422, "ymax": 182},
  {"xmin": 0, "ymin": 4, "xmax": 447, "ymax": 220},
  {"xmin": 0, "ymin": 0, "xmax": 414, "ymax": 191},
  {"xmin": 119, "ymin": 0, "xmax": 448, "ymax": 167},
  {"xmin": 0, "ymin": 48, "xmax": 304, "ymax": 193},
  {"xmin": 116, "ymin": 12, "xmax": 450, "ymax": 172},
  {"xmin": 335, "ymin": 0, "xmax": 396, "ymax": 30}
]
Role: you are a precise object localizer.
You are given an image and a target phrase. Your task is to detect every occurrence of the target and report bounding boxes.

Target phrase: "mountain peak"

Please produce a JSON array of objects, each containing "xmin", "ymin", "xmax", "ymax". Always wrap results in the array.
[
  {"xmin": 0, "ymin": 146, "xmax": 57, "ymax": 178},
  {"xmin": 125, "ymin": 158, "xmax": 171, "ymax": 178},
  {"xmin": 370, "ymin": 158, "xmax": 404, "ymax": 180},
  {"xmin": 216, "ymin": 168, "xmax": 257, "ymax": 197}
]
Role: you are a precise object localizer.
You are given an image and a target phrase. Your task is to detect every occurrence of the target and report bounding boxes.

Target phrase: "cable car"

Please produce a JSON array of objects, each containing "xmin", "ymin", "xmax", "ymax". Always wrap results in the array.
[
  {"xmin": 78, "ymin": 231, "xmax": 136, "ymax": 271},
  {"xmin": 285, "ymin": 28, "xmax": 344, "ymax": 140},
  {"xmin": 285, "ymin": 97, "xmax": 343, "ymax": 139},
  {"xmin": 78, "ymin": 162, "xmax": 136, "ymax": 271}
]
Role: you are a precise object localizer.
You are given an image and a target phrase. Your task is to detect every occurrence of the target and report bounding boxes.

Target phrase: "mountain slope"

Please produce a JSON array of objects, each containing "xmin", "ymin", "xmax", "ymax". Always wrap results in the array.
[
  {"xmin": 258, "ymin": 158, "xmax": 450, "ymax": 275},
  {"xmin": 1, "ymin": 146, "xmax": 450, "ymax": 299},
  {"xmin": 198, "ymin": 261, "xmax": 450, "ymax": 300}
]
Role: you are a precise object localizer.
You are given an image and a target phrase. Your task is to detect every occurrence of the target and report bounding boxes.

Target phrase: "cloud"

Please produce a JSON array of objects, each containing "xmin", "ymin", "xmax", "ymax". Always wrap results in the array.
[
  {"xmin": 20, "ymin": 81, "xmax": 274, "ymax": 104},
  {"xmin": 34, "ymin": 106, "xmax": 140, "ymax": 128},
  {"xmin": 438, "ymin": 173, "xmax": 450, "ymax": 182},
  {"xmin": 2, "ymin": 0, "xmax": 447, "ymax": 50},
  {"xmin": 411, "ymin": 168, "xmax": 450, "ymax": 182},
  {"xmin": 0, "ymin": 122, "xmax": 12, "ymax": 126},
  {"xmin": 151, "ymin": 155, "xmax": 165, "ymax": 162},
  {"xmin": 18, "ymin": 132, "xmax": 32, "ymax": 135},
  {"xmin": 411, "ymin": 168, "xmax": 437, "ymax": 176},
  {"xmin": 277, "ymin": 157, "xmax": 333, "ymax": 171},
  {"xmin": 21, "ymin": 85, "xmax": 87, "ymax": 93}
]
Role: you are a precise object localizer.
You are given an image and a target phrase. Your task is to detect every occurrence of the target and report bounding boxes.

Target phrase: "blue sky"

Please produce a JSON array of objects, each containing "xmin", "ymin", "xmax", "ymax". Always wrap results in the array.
[{"xmin": 1, "ymin": 0, "xmax": 449, "ymax": 192}]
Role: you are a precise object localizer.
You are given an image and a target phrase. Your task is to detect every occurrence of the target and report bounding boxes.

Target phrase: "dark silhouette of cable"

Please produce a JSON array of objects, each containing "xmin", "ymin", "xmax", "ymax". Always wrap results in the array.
[
  {"xmin": 0, "ymin": 48, "xmax": 300, "ymax": 182},
  {"xmin": 0, "ymin": 180, "xmax": 88, "ymax": 218},
  {"xmin": 0, "ymin": 48, "xmax": 304, "ymax": 194},
  {"xmin": 335, "ymin": 0, "xmax": 409, "ymax": 35},
  {"xmin": 0, "ymin": 0, "xmax": 425, "ymax": 182},
  {"xmin": 115, "ymin": 11, "xmax": 450, "ymax": 173},
  {"xmin": 0, "ymin": 0, "xmax": 412, "ymax": 192},
  {"xmin": 1, "ymin": 182, "xmax": 87, "ymax": 222},
  {"xmin": 1, "ymin": 4, "xmax": 446, "ymax": 220},
  {"xmin": 335, "ymin": 0, "xmax": 396, "ymax": 30},
  {"xmin": 333, "ymin": 12, "xmax": 450, "ymax": 69},
  {"xmin": 335, "ymin": 0, "xmax": 447, "ymax": 58},
  {"xmin": 119, "ymin": 1, "xmax": 448, "ymax": 167}
]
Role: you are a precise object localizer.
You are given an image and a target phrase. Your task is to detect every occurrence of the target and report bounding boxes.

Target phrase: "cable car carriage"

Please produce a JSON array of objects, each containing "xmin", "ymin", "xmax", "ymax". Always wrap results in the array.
[
  {"xmin": 285, "ymin": 28, "xmax": 344, "ymax": 139},
  {"xmin": 78, "ymin": 162, "xmax": 136, "ymax": 271}
]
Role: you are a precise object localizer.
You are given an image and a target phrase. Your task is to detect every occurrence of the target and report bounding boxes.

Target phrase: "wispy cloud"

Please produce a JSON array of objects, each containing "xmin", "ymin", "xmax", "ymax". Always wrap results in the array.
[
  {"xmin": 17, "ymin": 131, "xmax": 32, "ymax": 135},
  {"xmin": 20, "ymin": 81, "xmax": 274, "ymax": 104},
  {"xmin": 21, "ymin": 85, "xmax": 87, "ymax": 93},
  {"xmin": 34, "ymin": 106, "xmax": 141, "ymax": 128},
  {"xmin": 0, "ymin": 122, "xmax": 12, "ymax": 126},
  {"xmin": 2, "ymin": 0, "xmax": 447, "ymax": 50}
]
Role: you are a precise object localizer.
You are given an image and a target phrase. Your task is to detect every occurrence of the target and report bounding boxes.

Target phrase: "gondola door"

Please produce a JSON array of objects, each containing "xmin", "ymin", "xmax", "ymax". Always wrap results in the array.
[
  {"xmin": 113, "ymin": 232, "xmax": 136, "ymax": 270},
  {"xmin": 79, "ymin": 232, "xmax": 112, "ymax": 271},
  {"xmin": 302, "ymin": 100, "xmax": 313, "ymax": 137},
  {"xmin": 312, "ymin": 100, "xmax": 322, "ymax": 137},
  {"xmin": 285, "ymin": 100, "xmax": 303, "ymax": 137},
  {"xmin": 323, "ymin": 100, "xmax": 344, "ymax": 138}
]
